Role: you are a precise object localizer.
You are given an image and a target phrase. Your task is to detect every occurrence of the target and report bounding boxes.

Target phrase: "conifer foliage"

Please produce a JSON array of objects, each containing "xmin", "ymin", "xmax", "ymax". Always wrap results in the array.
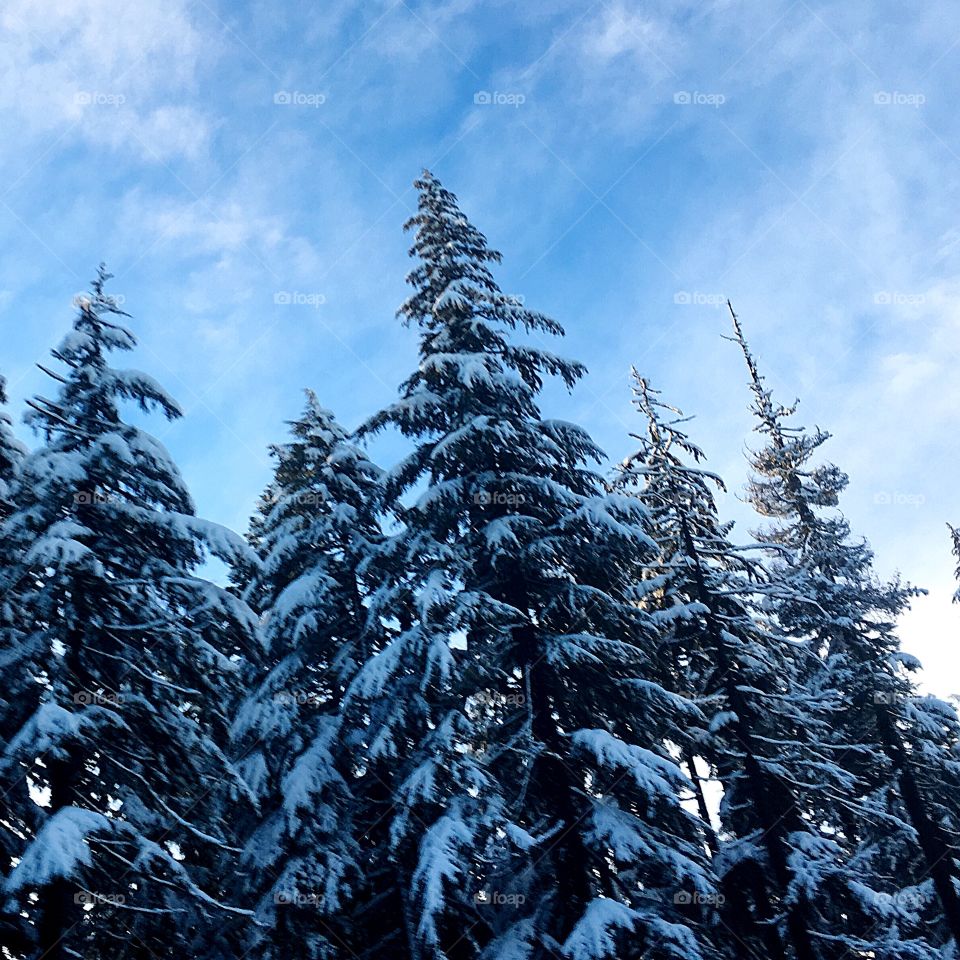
[
  {"xmin": 1, "ymin": 269, "xmax": 258, "ymax": 959},
  {"xmin": 615, "ymin": 372, "xmax": 869, "ymax": 960},
  {"xmin": 351, "ymin": 172, "xmax": 719, "ymax": 960},
  {"xmin": 0, "ymin": 184, "xmax": 958, "ymax": 960},
  {"xmin": 232, "ymin": 391, "xmax": 383, "ymax": 960},
  {"xmin": 728, "ymin": 304, "xmax": 960, "ymax": 957},
  {"xmin": 0, "ymin": 373, "xmax": 31, "ymax": 954}
]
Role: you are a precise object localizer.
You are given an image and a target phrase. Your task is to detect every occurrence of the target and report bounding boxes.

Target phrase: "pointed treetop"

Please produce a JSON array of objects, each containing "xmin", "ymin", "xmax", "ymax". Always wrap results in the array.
[
  {"xmin": 401, "ymin": 170, "xmax": 568, "ymax": 339},
  {"xmin": 362, "ymin": 172, "xmax": 589, "ymax": 454},
  {"xmin": 282, "ymin": 387, "xmax": 339, "ymax": 438},
  {"xmin": 725, "ymin": 302, "xmax": 846, "ymax": 526},
  {"xmin": 63, "ymin": 263, "xmax": 134, "ymax": 358},
  {"xmin": 26, "ymin": 266, "xmax": 181, "ymax": 444},
  {"xmin": 407, "ymin": 169, "xmax": 489, "ymax": 241},
  {"xmin": 278, "ymin": 389, "xmax": 347, "ymax": 464},
  {"xmin": 626, "ymin": 367, "xmax": 712, "ymax": 473},
  {"xmin": 0, "ymin": 373, "xmax": 27, "ymax": 458},
  {"xmin": 401, "ymin": 171, "xmax": 501, "ymax": 328},
  {"xmin": 725, "ymin": 300, "xmax": 802, "ymax": 443},
  {"xmin": 950, "ymin": 524, "xmax": 960, "ymax": 603}
]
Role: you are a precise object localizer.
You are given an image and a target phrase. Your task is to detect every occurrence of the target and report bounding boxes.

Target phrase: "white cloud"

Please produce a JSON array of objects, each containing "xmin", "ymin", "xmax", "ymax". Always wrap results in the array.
[
  {"xmin": 1, "ymin": 0, "xmax": 958, "ymax": 696},
  {"xmin": 581, "ymin": 4, "xmax": 678, "ymax": 66},
  {"xmin": 124, "ymin": 192, "xmax": 288, "ymax": 258},
  {"xmin": 0, "ymin": 0, "xmax": 217, "ymax": 163}
]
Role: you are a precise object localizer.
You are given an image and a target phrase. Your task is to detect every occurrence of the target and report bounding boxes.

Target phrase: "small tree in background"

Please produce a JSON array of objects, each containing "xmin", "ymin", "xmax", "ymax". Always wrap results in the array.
[{"xmin": 231, "ymin": 391, "xmax": 383, "ymax": 960}]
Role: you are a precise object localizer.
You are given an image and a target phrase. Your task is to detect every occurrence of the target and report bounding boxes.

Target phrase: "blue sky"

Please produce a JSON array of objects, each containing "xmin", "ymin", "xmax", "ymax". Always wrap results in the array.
[{"xmin": 2, "ymin": 0, "xmax": 959, "ymax": 694}]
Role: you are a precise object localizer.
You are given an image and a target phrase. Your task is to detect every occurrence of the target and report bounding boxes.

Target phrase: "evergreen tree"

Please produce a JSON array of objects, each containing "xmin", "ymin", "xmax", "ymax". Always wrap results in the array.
[
  {"xmin": 0, "ymin": 373, "xmax": 25, "ymax": 518},
  {"xmin": 951, "ymin": 524, "xmax": 960, "ymax": 600},
  {"xmin": 0, "ymin": 373, "xmax": 33, "ymax": 954},
  {"xmin": 727, "ymin": 304, "xmax": 959, "ymax": 957},
  {"xmin": 231, "ymin": 391, "xmax": 383, "ymax": 960},
  {"xmin": 614, "ymin": 371, "xmax": 875, "ymax": 960},
  {"xmin": 353, "ymin": 172, "xmax": 720, "ymax": 960},
  {"xmin": 1, "ymin": 268, "xmax": 258, "ymax": 959}
]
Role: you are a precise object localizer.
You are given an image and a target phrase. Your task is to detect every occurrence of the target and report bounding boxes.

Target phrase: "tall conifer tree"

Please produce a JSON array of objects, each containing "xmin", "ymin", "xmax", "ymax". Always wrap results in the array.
[
  {"xmin": 1, "ymin": 269, "xmax": 258, "ymax": 959},
  {"xmin": 728, "ymin": 304, "xmax": 959, "ymax": 957},
  {"xmin": 353, "ymin": 173, "xmax": 720, "ymax": 960},
  {"xmin": 0, "ymin": 372, "xmax": 32, "ymax": 954},
  {"xmin": 615, "ymin": 371, "xmax": 880, "ymax": 960}
]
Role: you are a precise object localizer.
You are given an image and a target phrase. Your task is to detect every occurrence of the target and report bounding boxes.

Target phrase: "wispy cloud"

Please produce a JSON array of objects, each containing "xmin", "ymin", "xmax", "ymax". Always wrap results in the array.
[
  {"xmin": 0, "ymin": 0, "xmax": 958, "ymax": 690},
  {"xmin": 0, "ymin": 0, "xmax": 216, "ymax": 162}
]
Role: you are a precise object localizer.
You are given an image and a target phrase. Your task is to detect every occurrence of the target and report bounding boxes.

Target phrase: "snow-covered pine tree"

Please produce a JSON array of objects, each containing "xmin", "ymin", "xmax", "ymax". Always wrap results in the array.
[
  {"xmin": 0, "ymin": 373, "xmax": 25, "ymax": 519},
  {"xmin": 0, "ymin": 268, "xmax": 259, "ymax": 960},
  {"xmin": 352, "ymin": 172, "xmax": 720, "ymax": 960},
  {"xmin": 615, "ymin": 371, "xmax": 872, "ymax": 960},
  {"xmin": 728, "ymin": 305, "xmax": 960, "ymax": 957},
  {"xmin": 230, "ymin": 391, "xmax": 383, "ymax": 960},
  {"xmin": 0, "ymin": 372, "xmax": 34, "ymax": 954},
  {"xmin": 951, "ymin": 524, "xmax": 960, "ymax": 598}
]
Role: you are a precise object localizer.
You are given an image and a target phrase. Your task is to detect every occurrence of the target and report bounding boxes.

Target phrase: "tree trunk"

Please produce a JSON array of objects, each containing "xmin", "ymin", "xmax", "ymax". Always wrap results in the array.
[
  {"xmin": 878, "ymin": 707, "xmax": 960, "ymax": 950},
  {"xmin": 673, "ymin": 495, "xmax": 818, "ymax": 960}
]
